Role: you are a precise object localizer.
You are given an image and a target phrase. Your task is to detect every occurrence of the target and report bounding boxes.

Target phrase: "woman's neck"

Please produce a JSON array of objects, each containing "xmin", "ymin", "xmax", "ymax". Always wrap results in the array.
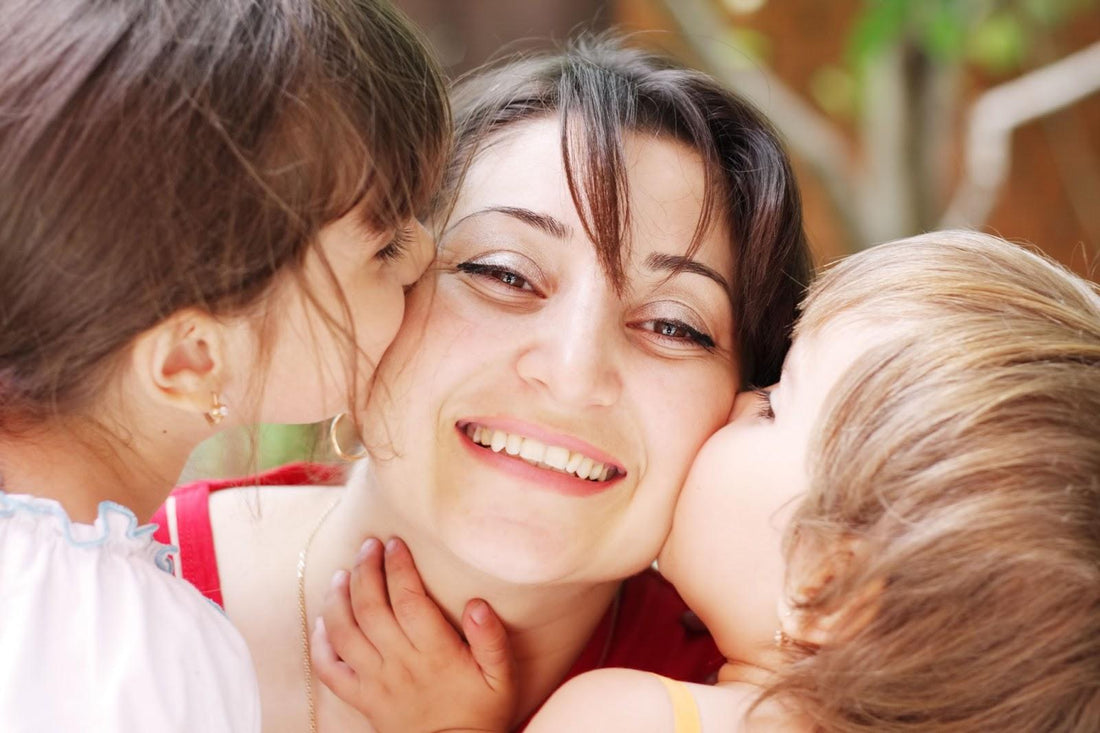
[{"xmin": 308, "ymin": 461, "xmax": 621, "ymax": 722}]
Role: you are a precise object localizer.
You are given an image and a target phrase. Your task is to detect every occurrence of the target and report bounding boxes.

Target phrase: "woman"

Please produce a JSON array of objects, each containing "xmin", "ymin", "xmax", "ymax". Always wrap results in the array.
[{"xmin": 155, "ymin": 36, "xmax": 812, "ymax": 731}]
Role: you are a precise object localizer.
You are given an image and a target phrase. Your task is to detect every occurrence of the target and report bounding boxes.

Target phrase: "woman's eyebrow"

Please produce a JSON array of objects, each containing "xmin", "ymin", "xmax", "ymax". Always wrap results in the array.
[
  {"xmin": 444, "ymin": 206, "xmax": 573, "ymax": 239},
  {"xmin": 646, "ymin": 252, "xmax": 732, "ymax": 299}
]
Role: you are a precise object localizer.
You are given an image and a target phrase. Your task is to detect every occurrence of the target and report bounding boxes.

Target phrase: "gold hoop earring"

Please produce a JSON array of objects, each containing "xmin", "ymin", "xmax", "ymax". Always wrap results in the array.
[
  {"xmin": 329, "ymin": 412, "xmax": 367, "ymax": 462},
  {"xmin": 204, "ymin": 393, "xmax": 229, "ymax": 425}
]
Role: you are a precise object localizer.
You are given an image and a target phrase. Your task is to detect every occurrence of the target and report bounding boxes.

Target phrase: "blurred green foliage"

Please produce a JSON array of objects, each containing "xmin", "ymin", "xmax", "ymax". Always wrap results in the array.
[
  {"xmin": 849, "ymin": 0, "xmax": 1098, "ymax": 72},
  {"xmin": 182, "ymin": 422, "xmax": 326, "ymax": 482},
  {"xmin": 801, "ymin": 0, "xmax": 1098, "ymax": 121}
]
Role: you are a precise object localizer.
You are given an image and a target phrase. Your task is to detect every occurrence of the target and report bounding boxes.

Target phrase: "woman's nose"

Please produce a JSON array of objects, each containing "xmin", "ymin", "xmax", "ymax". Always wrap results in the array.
[{"xmin": 515, "ymin": 298, "xmax": 622, "ymax": 409}]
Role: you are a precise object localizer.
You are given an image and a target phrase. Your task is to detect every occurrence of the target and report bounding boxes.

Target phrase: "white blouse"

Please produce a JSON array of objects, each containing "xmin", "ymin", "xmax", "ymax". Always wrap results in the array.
[{"xmin": 0, "ymin": 492, "xmax": 261, "ymax": 732}]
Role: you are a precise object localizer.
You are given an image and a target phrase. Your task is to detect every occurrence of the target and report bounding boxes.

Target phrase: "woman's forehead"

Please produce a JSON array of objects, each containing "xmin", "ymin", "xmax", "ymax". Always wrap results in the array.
[{"xmin": 451, "ymin": 117, "xmax": 732, "ymax": 278}]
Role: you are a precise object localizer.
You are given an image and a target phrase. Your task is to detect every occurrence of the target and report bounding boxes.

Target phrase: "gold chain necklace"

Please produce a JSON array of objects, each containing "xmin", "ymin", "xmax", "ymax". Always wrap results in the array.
[
  {"xmin": 297, "ymin": 497, "xmax": 341, "ymax": 733},
  {"xmin": 295, "ymin": 499, "xmax": 623, "ymax": 733}
]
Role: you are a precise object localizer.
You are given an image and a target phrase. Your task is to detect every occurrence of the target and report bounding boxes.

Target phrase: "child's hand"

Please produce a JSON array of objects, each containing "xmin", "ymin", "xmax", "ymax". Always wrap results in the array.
[{"xmin": 312, "ymin": 536, "xmax": 516, "ymax": 733}]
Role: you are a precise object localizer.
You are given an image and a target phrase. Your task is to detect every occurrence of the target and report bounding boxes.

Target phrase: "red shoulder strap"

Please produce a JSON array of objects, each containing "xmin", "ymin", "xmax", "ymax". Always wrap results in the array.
[{"xmin": 152, "ymin": 480, "xmax": 224, "ymax": 607}]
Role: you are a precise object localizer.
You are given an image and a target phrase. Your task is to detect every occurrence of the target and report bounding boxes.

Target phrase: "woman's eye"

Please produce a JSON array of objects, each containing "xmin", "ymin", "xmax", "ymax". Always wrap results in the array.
[
  {"xmin": 754, "ymin": 388, "xmax": 775, "ymax": 420},
  {"xmin": 640, "ymin": 319, "xmax": 716, "ymax": 350},
  {"xmin": 456, "ymin": 261, "xmax": 533, "ymax": 291}
]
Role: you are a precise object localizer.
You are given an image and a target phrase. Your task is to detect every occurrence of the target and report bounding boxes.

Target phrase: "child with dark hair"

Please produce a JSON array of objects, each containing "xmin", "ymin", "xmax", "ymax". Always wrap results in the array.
[{"xmin": 0, "ymin": 0, "xmax": 448, "ymax": 729}]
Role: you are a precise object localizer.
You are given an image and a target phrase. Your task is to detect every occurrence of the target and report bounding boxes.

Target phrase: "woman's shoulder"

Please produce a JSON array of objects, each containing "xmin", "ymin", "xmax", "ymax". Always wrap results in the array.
[
  {"xmin": 151, "ymin": 462, "xmax": 346, "ymax": 607},
  {"xmin": 202, "ymin": 462, "xmax": 347, "ymax": 553},
  {"xmin": 206, "ymin": 476, "xmax": 342, "ymax": 575},
  {"xmin": 154, "ymin": 462, "xmax": 345, "ymax": 543}
]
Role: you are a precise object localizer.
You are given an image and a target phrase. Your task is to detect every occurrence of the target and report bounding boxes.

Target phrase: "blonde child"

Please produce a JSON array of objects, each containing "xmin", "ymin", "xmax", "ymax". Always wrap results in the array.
[
  {"xmin": 316, "ymin": 231, "xmax": 1100, "ymax": 731},
  {"xmin": 0, "ymin": 1, "xmax": 446, "ymax": 730}
]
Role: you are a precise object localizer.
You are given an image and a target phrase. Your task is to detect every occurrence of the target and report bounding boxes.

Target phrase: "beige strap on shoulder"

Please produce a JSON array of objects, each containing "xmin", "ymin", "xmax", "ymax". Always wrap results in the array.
[{"xmin": 656, "ymin": 675, "xmax": 703, "ymax": 733}]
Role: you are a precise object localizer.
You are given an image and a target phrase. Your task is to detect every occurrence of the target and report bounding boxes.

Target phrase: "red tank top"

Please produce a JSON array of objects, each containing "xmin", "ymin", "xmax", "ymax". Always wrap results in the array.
[{"xmin": 152, "ymin": 463, "xmax": 723, "ymax": 685}]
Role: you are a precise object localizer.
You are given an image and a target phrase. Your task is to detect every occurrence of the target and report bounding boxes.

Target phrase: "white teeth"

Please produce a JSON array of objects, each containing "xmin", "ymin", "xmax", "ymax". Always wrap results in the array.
[
  {"xmin": 519, "ymin": 437, "xmax": 545, "ymax": 463},
  {"xmin": 544, "ymin": 445, "xmax": 569, "ymax": 470},
  {"xmin": 463, "ymin": 423, "xmax": 619, "ymax": 482}
]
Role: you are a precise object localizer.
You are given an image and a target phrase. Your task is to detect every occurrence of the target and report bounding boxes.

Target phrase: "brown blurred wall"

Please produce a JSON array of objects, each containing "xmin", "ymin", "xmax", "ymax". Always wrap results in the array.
[{"xmin": 395, "ymin": 0, "xmax": 610, "ymax": 75}]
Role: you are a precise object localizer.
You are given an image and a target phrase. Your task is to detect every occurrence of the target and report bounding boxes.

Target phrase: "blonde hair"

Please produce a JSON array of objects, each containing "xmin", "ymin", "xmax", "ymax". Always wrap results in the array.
[{"xmin": 767, "ymin": 231, "xmax": 1100, "ymax": 731}]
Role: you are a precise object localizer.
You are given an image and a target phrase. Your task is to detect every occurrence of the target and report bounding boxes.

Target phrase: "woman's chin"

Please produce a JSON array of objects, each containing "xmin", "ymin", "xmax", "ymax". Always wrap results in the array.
[{"xmin": 441, "ymin": 519, "xmax": 584, "ymax": 587}]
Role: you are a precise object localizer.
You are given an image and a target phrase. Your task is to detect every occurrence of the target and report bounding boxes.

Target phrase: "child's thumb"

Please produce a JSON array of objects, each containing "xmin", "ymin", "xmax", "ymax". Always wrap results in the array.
[{"xmin": 463, "ymin": 598, "xmax": 514, "ymax": 691}]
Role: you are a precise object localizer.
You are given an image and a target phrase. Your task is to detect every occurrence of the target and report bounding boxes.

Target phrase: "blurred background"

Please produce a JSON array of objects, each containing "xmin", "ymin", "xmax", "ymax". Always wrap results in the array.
[{"xmin": 185, "ymin": 0, "xmax": 1100, "ymax": 479}]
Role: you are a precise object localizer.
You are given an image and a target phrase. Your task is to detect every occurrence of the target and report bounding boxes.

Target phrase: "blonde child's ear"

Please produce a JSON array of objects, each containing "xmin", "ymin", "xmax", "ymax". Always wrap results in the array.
[
  {"xmin": 129, "ymin": 308, "xmax": 237, "ymax": 424},
  {"xmin": 779, "ymin": 537, "xmax": 883, "ymax": 648}
]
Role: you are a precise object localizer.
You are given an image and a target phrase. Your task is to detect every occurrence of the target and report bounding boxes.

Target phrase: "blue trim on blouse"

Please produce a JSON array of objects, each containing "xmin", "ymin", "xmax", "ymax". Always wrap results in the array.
[{"xmin": 0, "ymin": 492, "xmax": 177, "ymax": 574}]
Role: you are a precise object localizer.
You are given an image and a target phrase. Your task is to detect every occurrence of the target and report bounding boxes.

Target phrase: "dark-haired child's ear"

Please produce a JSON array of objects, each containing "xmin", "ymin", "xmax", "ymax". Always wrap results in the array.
[
  {"xmin": 129, "ymin": 309, "xmax": 233, "ymax": 424},
  {"xmin": 779, "ymin": 538, "xmax": 882, "ymax": 648}
]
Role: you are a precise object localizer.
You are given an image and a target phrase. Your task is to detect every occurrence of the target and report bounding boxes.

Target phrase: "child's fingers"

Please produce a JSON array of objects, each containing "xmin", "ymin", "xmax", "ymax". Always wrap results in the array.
[
  {"xmin": 349, "ymin": 537, "xmax": 410, "ymax": 656},
  {"xmin": 321, "ymin": 569, "xmax": 381, "ymax": 673},
  {"xmin": 462, "ymin": 598, "xmax": 515, "ymax": 693},
  {"xmin": 383, "ymin": 537, "xmax": 459, "ymax": 653},
  {"xmin": 311, "ymin": 617, "xmax": 360, "ymax": 701}
]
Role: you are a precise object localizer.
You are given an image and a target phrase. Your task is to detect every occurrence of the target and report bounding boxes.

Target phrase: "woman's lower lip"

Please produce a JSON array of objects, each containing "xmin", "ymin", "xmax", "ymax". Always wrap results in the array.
[{"xmin": 455, "ymin": 427, "xmax": 623, "ymax": 498}]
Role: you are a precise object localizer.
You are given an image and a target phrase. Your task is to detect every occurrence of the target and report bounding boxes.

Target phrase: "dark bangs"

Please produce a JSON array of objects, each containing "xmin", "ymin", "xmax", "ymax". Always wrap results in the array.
[
  {"xmin": 440, "ymin": 35, "xmax": 810, "ymax": 385},
  {"xmin": 442, "ymin": 43, "xmax": 724, "ymax": 293}
]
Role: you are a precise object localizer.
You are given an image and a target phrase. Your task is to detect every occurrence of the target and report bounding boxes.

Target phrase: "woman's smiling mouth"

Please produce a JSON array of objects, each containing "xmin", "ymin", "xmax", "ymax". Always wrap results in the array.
[{"xmin": 456, "ymin": 419, "xmax": 626, "ymax": 493}]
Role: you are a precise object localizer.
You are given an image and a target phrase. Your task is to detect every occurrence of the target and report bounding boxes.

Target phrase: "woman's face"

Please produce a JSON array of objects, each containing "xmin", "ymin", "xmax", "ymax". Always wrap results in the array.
[{"xmin": 362, "ymin": 118, "xmax": 739, "ymax": 585}]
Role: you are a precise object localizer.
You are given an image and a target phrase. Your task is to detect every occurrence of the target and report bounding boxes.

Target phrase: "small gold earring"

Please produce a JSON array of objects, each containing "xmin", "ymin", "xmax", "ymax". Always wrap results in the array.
[
  {"xmin": 773, "ymin": 628, "xmax": 792, "ymax": 648},
  {"xmin": 329, "ymin": 412, "xmax": 368, "ymax": 461},
  {"xmin": 204, "ymin": 393, "xmax": 229, "ymax": 425}
]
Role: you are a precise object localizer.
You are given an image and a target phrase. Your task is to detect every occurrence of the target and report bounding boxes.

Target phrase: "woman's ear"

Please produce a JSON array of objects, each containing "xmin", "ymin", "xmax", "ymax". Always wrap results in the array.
[
  {"xmin": 129, "ymin": 308, "xmax": 234, "ymax": 423},
  {"xmin": 778, "ymin": 537, "xmax": 882, "ymax": 648}
]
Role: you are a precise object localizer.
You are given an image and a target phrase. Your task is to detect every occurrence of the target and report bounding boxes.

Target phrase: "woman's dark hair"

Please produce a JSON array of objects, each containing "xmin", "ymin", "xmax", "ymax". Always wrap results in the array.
[
  {"xmin": 436, "ymin": 34, "xmax": 811, "ymax": 386},
  {"xmin": 0, "ymin": 0, "xmax": 449, "ymax": 429}
]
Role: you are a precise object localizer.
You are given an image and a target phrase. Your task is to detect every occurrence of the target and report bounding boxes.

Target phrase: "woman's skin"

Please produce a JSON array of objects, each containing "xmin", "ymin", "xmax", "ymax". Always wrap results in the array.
[
  {"xmin": 208, "ymin": 117, "xmax": 740, "ymax": 731},
  {"xmin": 320, "ymin": 321, "xmax": 878, "ymax": 732},
  {"xmin": 532, "ymin": 322, "xmax": 884, "ymax": 732}
]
